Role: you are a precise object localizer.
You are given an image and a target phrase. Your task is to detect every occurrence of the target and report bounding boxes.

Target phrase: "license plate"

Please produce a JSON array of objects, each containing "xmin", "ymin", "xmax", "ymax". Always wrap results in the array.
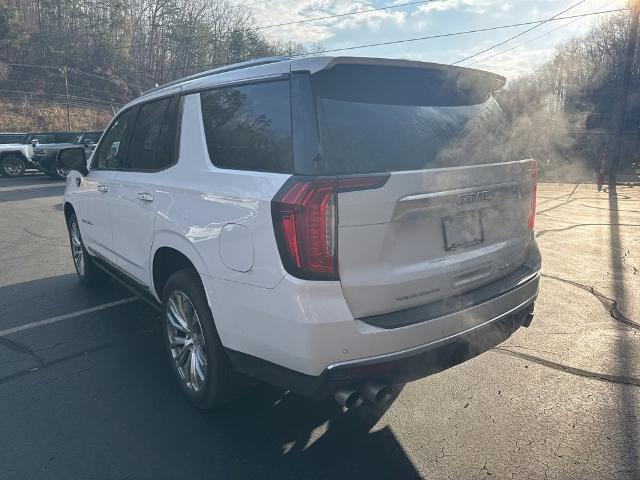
[{"xmin": 442, "ymin": 211, "xmax": 484, "ymax": 251}]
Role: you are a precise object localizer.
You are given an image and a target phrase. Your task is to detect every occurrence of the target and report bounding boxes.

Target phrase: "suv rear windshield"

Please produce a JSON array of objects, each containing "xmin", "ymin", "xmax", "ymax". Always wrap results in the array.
[{"xmin": 310, "ymin": 64, "xmax": 510, "ymax": 175}]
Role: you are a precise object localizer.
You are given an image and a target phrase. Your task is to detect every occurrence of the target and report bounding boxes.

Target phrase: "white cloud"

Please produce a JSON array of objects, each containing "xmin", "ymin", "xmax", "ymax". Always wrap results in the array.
[
  {"xmin": 415, "ymin": 0, "xmax": 505, "ymax": 15},
  {"xmin": 248, "ymin": 0, "xmax": 409, "ymax": 43},
  {"xmin": 464, "ymin": 47, "xmax": 556, "ymax": 79},
  {"xmin": 237, "ymin": 0, "xmax": 629, "ymax": 79}
]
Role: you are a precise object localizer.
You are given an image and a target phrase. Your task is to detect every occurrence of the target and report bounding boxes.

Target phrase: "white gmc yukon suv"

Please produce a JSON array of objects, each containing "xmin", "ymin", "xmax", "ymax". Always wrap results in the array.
[{"xmin": 62, "ymin": 56, "xmax": 541, "ymax": 409}]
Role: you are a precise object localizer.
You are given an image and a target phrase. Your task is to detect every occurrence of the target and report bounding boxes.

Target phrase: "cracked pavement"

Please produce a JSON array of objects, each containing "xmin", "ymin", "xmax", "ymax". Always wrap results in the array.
[{"xmin": 0, "ymin": 176, "xmax": 639, "ymax": 479}]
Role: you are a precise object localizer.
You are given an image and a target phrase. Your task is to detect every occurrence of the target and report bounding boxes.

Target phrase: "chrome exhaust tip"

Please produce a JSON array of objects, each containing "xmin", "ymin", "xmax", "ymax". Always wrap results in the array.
[
  {"xmin": 333, "ymin": 388, "xmax": 363, "ymax": 409},
  {"xmin": 362, "ymin": 383, "xmax": 393, "ymax": 404}
]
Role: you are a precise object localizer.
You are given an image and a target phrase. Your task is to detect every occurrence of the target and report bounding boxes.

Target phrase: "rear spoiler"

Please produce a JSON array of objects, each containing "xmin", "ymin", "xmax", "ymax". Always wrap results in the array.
[
  {"xmin": 292, "ymin": 56, "xmax": 506, "ymax": 93},
  {"xmin": 302, "ymin": 57, "xmax": 506, "ymax": 107}
]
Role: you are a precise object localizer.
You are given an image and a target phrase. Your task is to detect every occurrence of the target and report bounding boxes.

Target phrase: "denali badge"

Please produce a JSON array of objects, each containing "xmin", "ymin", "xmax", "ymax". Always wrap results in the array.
[
  {"xmin": 396, "ymin": 287, "xmax": 440, "ymax": 302},
  {"xmin": 458, "ymin": 190, "xmax": 494, "ymax": 205},
  {"xmin": 498, "ymin": 257, "xmax": 523, "ymax": 272}
]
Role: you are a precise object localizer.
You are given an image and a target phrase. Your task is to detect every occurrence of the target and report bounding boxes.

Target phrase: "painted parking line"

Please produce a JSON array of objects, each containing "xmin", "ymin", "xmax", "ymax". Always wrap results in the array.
[
  {"xmin": 0, "ymin": 297, "xmax": 138, "ymax": 337},
  {"xmin": 0, "ymin": 183, "xmax": 65, "ymax": 192}
]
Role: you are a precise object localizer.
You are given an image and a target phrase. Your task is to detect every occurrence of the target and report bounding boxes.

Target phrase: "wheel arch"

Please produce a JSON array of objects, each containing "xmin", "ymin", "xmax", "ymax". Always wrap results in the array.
[
  {"xmin": 63, "ymin": 202, "xmax": 75, "ymax": 227},
  {"xmin": 0, "ymin": 150, "xmax": 28, "ymax": 162},
  {"xmin": 151, "ymin": 232, "xmax": 211, "ymax": 302}
]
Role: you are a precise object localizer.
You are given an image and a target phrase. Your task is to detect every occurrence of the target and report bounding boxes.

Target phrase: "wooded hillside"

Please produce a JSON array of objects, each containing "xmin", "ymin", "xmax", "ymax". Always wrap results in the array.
[
  {"xmin": 0, "ymin": 0, "xmax": 311, "ymax": 124},
  {"xmin": 500, "ymin": 10, "xmax": 640, "ymax": 178}
]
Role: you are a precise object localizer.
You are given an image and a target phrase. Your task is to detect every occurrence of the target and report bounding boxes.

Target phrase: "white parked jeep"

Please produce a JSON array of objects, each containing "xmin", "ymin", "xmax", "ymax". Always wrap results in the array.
[
  {"xmin": 61, "ymin": 56, "xmax": 541, "ymax": 409},
  {"xmin": 0, "ymin": 143, "xmax": 33, "ymax": 177}
]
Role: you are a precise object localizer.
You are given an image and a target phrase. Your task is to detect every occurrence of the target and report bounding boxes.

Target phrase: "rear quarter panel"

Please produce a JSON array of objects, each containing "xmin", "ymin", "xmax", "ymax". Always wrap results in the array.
[{"xmin": 151, "ymin": 93, "xmax": 289, "ymax": 291}]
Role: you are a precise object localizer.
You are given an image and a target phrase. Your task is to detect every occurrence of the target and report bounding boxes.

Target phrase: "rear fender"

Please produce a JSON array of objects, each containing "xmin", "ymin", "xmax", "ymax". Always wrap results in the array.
[{"xmin": 150, "ymin": 230, "xmax": 211, "ymax": 301}]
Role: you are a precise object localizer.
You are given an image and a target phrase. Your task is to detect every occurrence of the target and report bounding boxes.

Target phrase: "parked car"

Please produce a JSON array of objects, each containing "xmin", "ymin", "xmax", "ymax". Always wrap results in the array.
[
  {"xmin": 60, "ymin": 56, "xmax": 541, "ymax": 410},
  {"xmin": 0, "ymin": 133, "xmax": 25, "ymax": 144},
  {"xmin": 22, "ymin": 131, "xmax": 81, "ymax": 146},
  {"xmin": 0, "ymin": 131, "xmax": 82, "ymax": 177},
  {"xmin": 31, "ymin": 131, "xmax": 103, "ymax": 179},
  {"xmin": 0, "ymin": 142, "xmax": 34, "ymax": 177}
]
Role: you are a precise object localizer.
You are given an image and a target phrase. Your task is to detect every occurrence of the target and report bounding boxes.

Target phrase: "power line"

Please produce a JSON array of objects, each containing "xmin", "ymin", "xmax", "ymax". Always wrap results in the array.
[
  {"xmin": 256, "ymin": 0, "xmax": 436, "ymax": 30},
  {"xmin": 0, "ymin": 89, "xmax": 122, "ymax": 106},
  {"xmin": 0, "ymin": 62, "xmax": 60, "ymax": 70},
  {"xmin": 68, "ymin": 68, "xmax": 132, "ymax": 85},
  {"xmin": 68, "ymin": 69, "xmax": 149, "ymax": 91},
  {"xmin": 127, "ymin": 7, "xmax": 627, "ymax": 75},
  {"xmin": 296, "ymin": 8, "xmax": 626, "ymax": 57},
  {"xmin": 0, "ymin": 62, "xmax": 141, "ymax": 89},
  {"xmin": 452, "ymin": 0, "xmax": 590, "ymax": 65},
  {"xmin": 1, "ymin": 7, "xmax": 626, "ymax": 87},
  {"xmin": 0, "ymin": 78, "xmax": 127, "ymax": 96},
  {"xmin": 241, "ymin": 0, "xmax": 272, "ymax": 6},
  {"xmin": 467, "ymin": 19, "xmax": 583, "ymax": 66},
  {"xmin": 467, "ymin": 0, "xmax": 619, "ymax": 67},
  {"xmin": 110, "ymin": 0, "xmax": 437, "ymax": 51}
]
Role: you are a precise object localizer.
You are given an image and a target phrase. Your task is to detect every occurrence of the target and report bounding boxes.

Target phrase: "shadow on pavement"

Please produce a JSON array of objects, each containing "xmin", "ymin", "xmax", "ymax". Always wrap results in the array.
[
  {"xmin": 0, "ymin": 272, "xmax": 421, "ymax": 479},
  {"xmin": 609, "ymin": 190, "xmax": 640, "ymax": 477},
  {"xmin": 0, "ymin": 185, "xmax": 65, "ymax": 203},
  {"xmin": 0, "ymin": 173, "xmax": 61, "ymax": 187},
  {"xmin": 0, "ymin": 274, "xmax": 133, "ymax": 328}
]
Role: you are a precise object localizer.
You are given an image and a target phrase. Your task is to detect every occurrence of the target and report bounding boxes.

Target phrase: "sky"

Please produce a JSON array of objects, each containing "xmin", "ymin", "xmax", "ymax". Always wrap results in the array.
[{"xmin": 236, "ymin": 0, "xmax": 628, "ymax": 80}]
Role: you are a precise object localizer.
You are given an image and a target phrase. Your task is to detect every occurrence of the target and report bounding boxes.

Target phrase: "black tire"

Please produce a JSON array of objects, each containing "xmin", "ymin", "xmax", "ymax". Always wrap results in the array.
[
  {"xmin": 54, "ymin": 160, "xmax": 71, "ymax": 180},
  {"xmin": 0, "ymin": 155, "xmax": 26, "ymax": 177},
  {"xmin": 162, "ymin": 268, "xmax": 237, "ymax": 409},
  {"xmin": 67, "ymin": 212, "xmax": 108, "ymax": 285}
]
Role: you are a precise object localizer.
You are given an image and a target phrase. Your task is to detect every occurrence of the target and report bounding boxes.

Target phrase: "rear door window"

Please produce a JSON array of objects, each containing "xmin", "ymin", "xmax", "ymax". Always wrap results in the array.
[
  {"xmin": 125, "ymin": 96, "xmax": 179, "ymax": 171},
  {"xmin": 92, "ymin": 109, "xmax": 136, "ymax": 170},
  {"xmin": 200, "ymin": 80, "xmax": 293, "ymax": 173}
]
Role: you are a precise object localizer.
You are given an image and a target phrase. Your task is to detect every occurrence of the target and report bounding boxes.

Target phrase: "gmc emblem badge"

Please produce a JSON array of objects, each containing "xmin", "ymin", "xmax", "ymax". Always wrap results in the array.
[{"xmin": 458, "ymin": 190, "xmax": 495, "ymax": 205}]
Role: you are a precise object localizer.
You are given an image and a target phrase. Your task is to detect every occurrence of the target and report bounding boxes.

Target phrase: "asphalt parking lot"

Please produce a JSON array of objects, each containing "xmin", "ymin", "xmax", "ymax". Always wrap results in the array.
[{"xmin": 1, "ymin": 174, "xmax": 639, "ymax": 480}]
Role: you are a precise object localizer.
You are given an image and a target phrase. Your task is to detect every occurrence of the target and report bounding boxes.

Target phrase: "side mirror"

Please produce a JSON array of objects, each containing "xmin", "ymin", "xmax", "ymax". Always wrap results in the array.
[
  {"xmin": 83, "ymin": 139, "xmax": 92, "ymax": 148},
  {"xmin": 31, "ymin": 139, "xmax": 39, "ymax": 147},
  {"xmin": 58, "ymin": 147, "xmax": 88, "ymax": 176}
]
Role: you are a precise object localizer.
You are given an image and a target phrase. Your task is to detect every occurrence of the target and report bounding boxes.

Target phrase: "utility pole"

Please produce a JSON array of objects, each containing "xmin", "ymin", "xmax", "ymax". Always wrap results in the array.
[
  {"xmin": 62, "ymin": 66, "xmax": 71, "ymax": 132},
  {"xmin": 608, "ymin": 0, "xmax": 640, "ymax": 191}
]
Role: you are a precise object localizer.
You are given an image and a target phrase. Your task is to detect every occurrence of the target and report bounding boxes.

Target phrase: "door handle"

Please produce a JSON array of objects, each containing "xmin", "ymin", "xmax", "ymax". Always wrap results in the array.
[
  {"xmin": 97, "ymin": 184, "xmax": 109, "ymax": 193},
  {"xmin": 136, "ymin": 192, "xmax": 154, "ymax": 202}
]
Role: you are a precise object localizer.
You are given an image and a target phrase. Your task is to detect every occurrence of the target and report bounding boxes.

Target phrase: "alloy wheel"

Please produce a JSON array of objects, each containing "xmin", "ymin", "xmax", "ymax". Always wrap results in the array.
[
  {"xmin": 3, "ymin": 158, "xmax": 24, "ymax": 176},
  {"xmin": 70, "ymin": 221, "xmax": 85, "ymax": 277},
  {"xmin": 166, "ymin": 291, "xmax": 208, "ymax": 393}
]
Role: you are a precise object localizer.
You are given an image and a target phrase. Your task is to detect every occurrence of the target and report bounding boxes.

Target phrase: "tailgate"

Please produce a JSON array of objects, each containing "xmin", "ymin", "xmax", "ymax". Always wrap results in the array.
[{"xmin": 338, "ymin": 160, "xmax": 535, "ymax": 318}]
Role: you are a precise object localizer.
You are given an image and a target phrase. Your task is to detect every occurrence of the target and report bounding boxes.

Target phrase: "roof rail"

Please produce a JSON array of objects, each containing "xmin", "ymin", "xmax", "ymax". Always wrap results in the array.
[{"xmin": 143, "ymin": 56, "xmax": 291, "ymax": 95}]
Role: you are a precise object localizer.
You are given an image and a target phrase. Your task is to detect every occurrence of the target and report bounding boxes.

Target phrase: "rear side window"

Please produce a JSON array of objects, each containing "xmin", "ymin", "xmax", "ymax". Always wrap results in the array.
[
  {"xmin": 126, "ymin": 96, "xmax": 179, "ymax": 171},
  {"xmin": 92, "ymin": 109, "xmax": 136, "ymax": 170},
  {"xmin": 83, "ymin": 132, "xmax": 102, "ymax": 143},
  {"xmin": 200, "ymin": 80, "xmax": 293, "ymax": 173},
  {"xmin": 0, "ymin": 134, "xmax": 23, "ymax": 144},
  {"xmin": 54, "ymin": 132, "xmax": 78, "ymax": 143},
  {"xmin": 31, "ymin": 133, "xmax": 54, "ymax": 144}
]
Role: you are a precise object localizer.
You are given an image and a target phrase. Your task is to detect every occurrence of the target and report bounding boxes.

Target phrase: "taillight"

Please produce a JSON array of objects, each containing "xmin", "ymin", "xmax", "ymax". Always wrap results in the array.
[
  {"xmin": 528, "ymin": 160, "xmax": 537, "ymax": 230},
  {"xmin": 272, "ymin": 174, "xmax": 389, "ymax": 280}
]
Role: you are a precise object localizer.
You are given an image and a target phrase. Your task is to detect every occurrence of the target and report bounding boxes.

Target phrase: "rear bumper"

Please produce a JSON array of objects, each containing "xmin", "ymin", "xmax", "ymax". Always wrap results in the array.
[
  {"xmin": 226, "ymin": 298, "xmax": 536, "ymax": 398},
  {"xmin": 209, "ymin": 240, "xmax": 541, "ymax": 394}
]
